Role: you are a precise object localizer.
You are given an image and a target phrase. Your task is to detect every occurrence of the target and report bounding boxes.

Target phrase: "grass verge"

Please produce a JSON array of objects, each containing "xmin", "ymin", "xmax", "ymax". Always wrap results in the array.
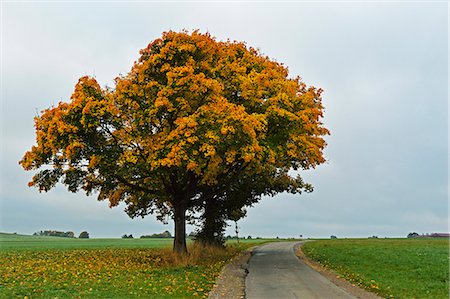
[{"xmin": 302, "ymin": 238, "xmax": 449, "ymax": 299}]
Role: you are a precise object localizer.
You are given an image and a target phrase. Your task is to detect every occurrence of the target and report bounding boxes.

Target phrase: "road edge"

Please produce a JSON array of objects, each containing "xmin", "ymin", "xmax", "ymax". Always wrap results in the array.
[
  {"xmin": 294, "ymin": 243, "xmax": 382, "ymax": 299},
  {"xmin": 207, "ymin": 246, "xmax": 255, "ymax": 299}
]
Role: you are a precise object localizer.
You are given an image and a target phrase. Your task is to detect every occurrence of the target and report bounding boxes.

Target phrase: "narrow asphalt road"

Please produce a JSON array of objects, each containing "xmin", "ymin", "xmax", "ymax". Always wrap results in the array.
[{"xmin": 245, "ymin": 242, "xmax": 357, "ymax": 299}]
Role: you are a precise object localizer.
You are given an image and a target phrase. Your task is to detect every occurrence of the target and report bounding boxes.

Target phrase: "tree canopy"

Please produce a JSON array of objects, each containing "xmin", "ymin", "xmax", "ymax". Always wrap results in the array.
[{"xmin": 20, "ymin": 30, "xmax": 329, "ymax": 253}]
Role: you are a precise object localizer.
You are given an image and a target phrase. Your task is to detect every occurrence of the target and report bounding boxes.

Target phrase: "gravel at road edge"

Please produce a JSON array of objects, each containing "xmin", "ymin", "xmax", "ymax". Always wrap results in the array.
[{"xmin": 207, "ymin": 248, "xmax": 254, "ymax": 299}]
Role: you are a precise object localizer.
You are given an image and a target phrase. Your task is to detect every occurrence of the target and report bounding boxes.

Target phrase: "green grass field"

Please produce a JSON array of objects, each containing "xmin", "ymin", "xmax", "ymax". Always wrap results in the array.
[
  {"xmin": 0, "ymin": 233, "xmax": 175, "ymax": 251},
  {"xmin": 0, "ymin": 233, "xmax": 273, "ymax": 298},
  {"xmin": 302, "ymin": 238, "xmax": 450, "ymax": 299}
]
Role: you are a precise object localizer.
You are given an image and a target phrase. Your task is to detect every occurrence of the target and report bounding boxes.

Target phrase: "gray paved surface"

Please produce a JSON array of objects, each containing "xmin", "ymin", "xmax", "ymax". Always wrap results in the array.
[{"xmin": 245, "ymin": 242, "xmax": 357, "ymax": 299}]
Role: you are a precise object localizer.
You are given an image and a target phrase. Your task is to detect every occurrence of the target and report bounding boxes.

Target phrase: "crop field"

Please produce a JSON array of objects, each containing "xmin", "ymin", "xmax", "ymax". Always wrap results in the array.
[
  {"xmin": 302, "ymin": 238, "xmax": 449, "ymax": 299},
  {"xmin": 0, "ymin": 233, "xmax": 272, "ymax": 298}
]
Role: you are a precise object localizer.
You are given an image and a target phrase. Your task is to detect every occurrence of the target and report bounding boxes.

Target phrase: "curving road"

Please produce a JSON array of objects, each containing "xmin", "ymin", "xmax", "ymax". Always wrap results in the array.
[{"xmin": 245, "ymin": 242, "xmax": 357, "ymax": 299}]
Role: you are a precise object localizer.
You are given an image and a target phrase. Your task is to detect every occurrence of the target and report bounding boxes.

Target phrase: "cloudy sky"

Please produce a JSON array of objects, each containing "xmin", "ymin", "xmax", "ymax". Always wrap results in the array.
[{"xmin": 1, "ymin": 1, "xmax": 448, "ymax": 239}]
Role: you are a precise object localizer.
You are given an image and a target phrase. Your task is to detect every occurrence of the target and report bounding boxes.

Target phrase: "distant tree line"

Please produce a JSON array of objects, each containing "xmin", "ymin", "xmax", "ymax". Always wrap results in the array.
[
  {"xmin": 140, "ymin": 231, "xmax": 172, "ymax": 239},
  {"xmin": 33, "ymin": 230, "xmax": 89, "ymax": 238},
  {"xmin": 79, "ymin": 231, "xmax": 89, "ymax": 239},
  {"xmin": 33, "ymin": 230, "xmax": 75, "ymax": 238},
  {"xmin": 188, "ymin": 232, "xmax": 261, "ymax": 240},
  {"xmin": 407, "ymin": 232, "xmax": 449, "ymax": 238}
]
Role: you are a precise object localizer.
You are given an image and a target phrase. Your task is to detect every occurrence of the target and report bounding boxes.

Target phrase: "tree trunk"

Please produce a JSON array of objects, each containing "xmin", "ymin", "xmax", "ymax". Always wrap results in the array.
[
  {"xmin": 173, "ymin": 202, "xmax": 187, "ymax": 254},
  {"xmin": 196, "ymin": 197, "xmax": 226, "ymax": 247}
]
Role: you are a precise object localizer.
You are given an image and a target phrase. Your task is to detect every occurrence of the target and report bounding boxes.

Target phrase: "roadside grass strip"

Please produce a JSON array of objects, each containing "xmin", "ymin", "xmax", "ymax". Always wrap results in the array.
[{"xmin": 302, "ymin": 238, "xmax": 449, "ymax": 299}]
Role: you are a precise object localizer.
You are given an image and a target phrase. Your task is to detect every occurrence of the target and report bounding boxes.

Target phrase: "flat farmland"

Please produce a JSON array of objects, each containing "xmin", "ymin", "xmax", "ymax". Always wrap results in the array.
[
  {"xmin": 302, "ymin": 238, "xmax": 449, "ymax": 299},
  {"xmin": 0, "ymin": 233, "xmax": 174, "ymax": 251},
  {"xmin": 0, "ymin": 233, "xmax": 272, "ymax": 298}
]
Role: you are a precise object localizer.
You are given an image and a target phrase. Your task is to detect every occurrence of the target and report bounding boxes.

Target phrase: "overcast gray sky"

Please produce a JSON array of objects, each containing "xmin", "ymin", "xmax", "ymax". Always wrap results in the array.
[{"xmin": 1, "ymin": 1, "xmax": 448, "ymax": 238}]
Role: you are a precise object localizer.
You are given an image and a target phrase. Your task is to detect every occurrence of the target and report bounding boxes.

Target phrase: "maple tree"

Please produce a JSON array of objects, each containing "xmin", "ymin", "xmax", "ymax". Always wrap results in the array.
[{"xmin": 20, "ymin": 30, "xmax": 329, "ymax": 254}]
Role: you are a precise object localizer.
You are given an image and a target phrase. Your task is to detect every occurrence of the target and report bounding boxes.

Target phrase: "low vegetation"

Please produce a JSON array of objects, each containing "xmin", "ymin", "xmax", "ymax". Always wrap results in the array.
[
  {"xmin": 0, "ymin": 233, "xmax": 272, "ymax": 298},
  {"xmin": 302, "ymin": 238, "xmax": 449, "ymax": 299}
]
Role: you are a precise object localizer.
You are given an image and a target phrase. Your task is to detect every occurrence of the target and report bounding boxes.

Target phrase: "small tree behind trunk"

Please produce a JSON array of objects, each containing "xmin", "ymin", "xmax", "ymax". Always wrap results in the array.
[{"xmin": 195, "ymin": 197, "xmax": 226, "ymax": 247}]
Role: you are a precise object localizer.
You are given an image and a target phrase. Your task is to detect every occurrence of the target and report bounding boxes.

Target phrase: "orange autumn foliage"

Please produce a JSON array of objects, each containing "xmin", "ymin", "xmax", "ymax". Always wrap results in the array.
[{"xmin": 20, "ymin": 30, "xmax": 329, "ymax": 253}]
